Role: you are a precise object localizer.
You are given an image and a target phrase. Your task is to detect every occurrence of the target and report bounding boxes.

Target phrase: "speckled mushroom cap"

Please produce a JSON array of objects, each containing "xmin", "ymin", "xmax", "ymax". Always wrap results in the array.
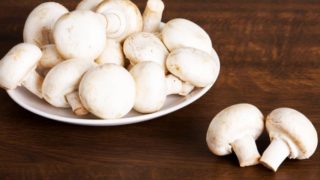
[
  {"xmin": 96, "ymin": 0, "xmax": 143, "ymax": 42},
  {"xmin": 79, "ymin": 64, "xmax": 136, "ymax": 119},
  {"xmin": 53, "ymin": 10, "xmax": 107, "ymax": 60},
  {"xmin": 266, "ymin": 108, "xmax": 318, "ymax": 159},
  {"xmin": 124, "ymin": 32, "xmax": 169, "ymax": 69},
  {"xmin": 162, "ymin": 18, "xmax": 212, "ymax": 54},
  {"xmin": 42, "ymin": 59, "xmax": 96, "ymax": 108},
  {"xmin": 0, "ymin": 43, "xmax": 42, "ymax": 90},
  {"xmin": 130, "ymin": 61, "xmax": 167, "ymax": 113},
  {"xmin": 23, "ymin": 2, "xmax": 68, "ymax": 47},
  {"xmin": 166, "ymin": 47, "xmax": 220, "ymax": 87},
  {"xmin": 206, "ymin": 104, "xmax": 264, "ymax": 156}
]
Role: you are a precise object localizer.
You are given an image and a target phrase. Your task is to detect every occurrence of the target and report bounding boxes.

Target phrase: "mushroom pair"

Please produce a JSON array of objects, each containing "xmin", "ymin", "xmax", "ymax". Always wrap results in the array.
[{"xmin": 206, "ymin": 104, "xmax": 318, "ymax": 172}]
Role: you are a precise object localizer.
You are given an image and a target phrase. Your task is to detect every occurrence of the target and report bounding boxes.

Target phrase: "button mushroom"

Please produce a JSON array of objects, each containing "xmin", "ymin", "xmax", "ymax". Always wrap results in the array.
[
  {"xmin": 0, "ymin": 43, "xmax": 43, "ymax": 98},
  {"xmin": 79, "ymin": 64, "xmax": 135, "ymax": 119},
  {"xmin": 42, "ymin": 59, "xmax": 96, "ymax": 116},
  {"xmin": 53, "ymin": 10, "xmax": 107, "ymax": 60},
  {"xmin": 130, "ymin": 61, "xmax": 166, "ymax": 113},
  {"xmin": 37, "ymin": 44, "xmax": 64, "ymax": 76},
  {"xmin": 142, "ymin": 0, "xmax": 165, "ymax": 33},
  {"xmin": 166, "ymin": 47, "xmax": 220, "ymax": 88},
  {"xmin": 23, "ymin": 2, "xmax": 69, "ymax": 47},
  {"xmin": 162, "ymin": 18, "xmax": 213, "ymax": 54},
  {"xmin": 260, "ymin": 108, "xmax": 318, "ymax": 172},
  {"xmin": 96, "ymin": 0, "xmax": 143, "ymax": 42},
  {"xmin": 96, "ymin": 39, "xmax": 125, "ymax": 66},
  {"xmin": 123, "ymin": 32, "xmax": 169, "ymax": 70},
  {"xmin": 76, "ymin": 0, "xmax": 103, "ymax": 11},
  {"xmin": 165, "ymin": 74, "xmax": 195, "ymax": 96},
  {"xmin": 206, "ymin": 104, "xmax": 264, "ymax": 167}
]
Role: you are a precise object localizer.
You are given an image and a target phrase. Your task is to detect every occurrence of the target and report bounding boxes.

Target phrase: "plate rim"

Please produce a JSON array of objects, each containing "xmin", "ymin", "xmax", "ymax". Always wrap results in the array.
[{"xmin": 7, "ymin": 84, "xmax": 213, "ymax": 126}]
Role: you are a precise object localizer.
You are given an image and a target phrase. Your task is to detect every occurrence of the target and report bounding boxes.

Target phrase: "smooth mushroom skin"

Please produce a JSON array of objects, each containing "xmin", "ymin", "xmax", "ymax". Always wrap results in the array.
[
  {"xmin": 130, "ymin": 61, "xmax": 166, "ymax": 113},
  {"xmin": 162, "ymin": 18, "xmax": 213, "ymax": 54},
  {"xmin": 260, "ymin": 108, "xmax": 318, "ymax": 172},
  {"xmin": 124, "ymin": 32, "xmax": 169, "ymax": 70},
  {"xmin": 42, "ymin": 59, "xmax": 96, "ymax": 108},
  {"xmin": 79, "ymin": 64, "xmax": 135, "ymax": 119},
  {"xmin": 96, "ymin": 0, "xmax": 143, "ymax": 42},
  {"xmin": 76, "ymin": 0, "xmax": 104, "ymax": 11},
  {"xmin": 166, "ymin": 74, "xmax": 194, "ymax": 96},
  {"xmin": 96, "ymin": 39, "xmax": 125, "ymax": 66},
  {"xmin": 206, "ymin": 103, "xmax": 264, "ymax": 167},
  {"xmin": 143, "ymin": 0, "xmax": 165, "ymax": 32},
  {"xmin": 53, "ymin": 10, "xmax": 107, "ymax": 60},
  {"xmin": 23, "ymin": 2, "xmax": 69, "ymax": 47},
  {"xmin": 0, "ymin": 43, "xmax": 43, "ymax": 98},
  {"xmin": 39, "ymin": 44, "xmax": 64, "ymax": 70},
  {"xmin": 166, "ymin": 47, "xmax": 220, "ymax": 87}
]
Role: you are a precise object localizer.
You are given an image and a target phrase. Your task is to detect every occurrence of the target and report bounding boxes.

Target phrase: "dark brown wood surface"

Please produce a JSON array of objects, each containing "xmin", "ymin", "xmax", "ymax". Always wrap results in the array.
[{"xmin": 0, "ymin": 0, "xmax": 319, "ymax": 179}]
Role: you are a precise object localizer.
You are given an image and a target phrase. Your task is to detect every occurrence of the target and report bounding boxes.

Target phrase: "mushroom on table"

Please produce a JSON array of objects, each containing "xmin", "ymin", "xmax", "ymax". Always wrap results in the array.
[
  {"xmin": 206, "ymin": 104, "xmax": 264, "ymax": 167},
  {"xmin": 260, "ymin": 108, "xmax": 318, "ymax": 172}
]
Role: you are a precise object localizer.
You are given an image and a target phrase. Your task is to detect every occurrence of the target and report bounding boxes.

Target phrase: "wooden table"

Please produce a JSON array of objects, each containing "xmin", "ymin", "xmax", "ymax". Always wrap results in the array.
[{"xmin": 0, "ymin": 0, "xmax": 319, "ymax": 179}]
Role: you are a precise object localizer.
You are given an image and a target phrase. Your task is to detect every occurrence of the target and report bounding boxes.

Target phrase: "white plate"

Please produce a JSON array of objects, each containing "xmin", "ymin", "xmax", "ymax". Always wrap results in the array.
[{"xmin": 7, "ymin": 85, "xmax": 213, "ymax": 126}]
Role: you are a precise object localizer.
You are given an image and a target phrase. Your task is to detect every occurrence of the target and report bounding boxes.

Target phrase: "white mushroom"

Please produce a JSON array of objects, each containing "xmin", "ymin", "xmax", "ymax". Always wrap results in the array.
[
  {"xmin": 162, "ymin": 18, "xmax": 213, "ymax": 54},
  {"xmin": 0, "ymin": 43, "xmax": 43, "ymax": 98},
  {"xmin": 42, "ymin": 59, "xmax": 96, "ymax": 116},
  {"xmin": 37, "ymin": 44, "xmax": 64, "ymax": 76},
  {"xmin": 130, "ymin": 61, "xmax": 166, "ymax": 113},
  {"xmin": 23, "ymin": 2, "xmax": 68, "ymax": 47},
  {"xmin": 53, "ymin": 10, "xmax": 107, "ymax": 60},
  {"xmin": 79, "ymin": 64, "xmax": 135, "ymax": 119},
  {"xmin": 96, "ymin": 0, "xmax": 143, "ymax": 42},
  {"xmin": 166, "ymin": 47, "xmax": 220, "ymax": 88},
  {"xmin": 165, "ymin": 74, "xmax": 194, "ymax": 96},
  {"xmin": 260, "ymin": 108, "xmax": 318, "ymax": 172},
  {"xmin": 96, "ymin": 39, "xmax": 125, "ymax": 66},
  {"xmin": 123, "ymin": 32, "xmax": 169, "ymax": 70},
  {"xmin": 206, "ymin": 104, "xmax": 264, "ymax": 167},
  {"xmin": 76, "ymin": 0, "xmax": 103, "ymax": 11},
  {"xmin": 143, "ymin": 0, "xmax": 165, "ymax": 32}
]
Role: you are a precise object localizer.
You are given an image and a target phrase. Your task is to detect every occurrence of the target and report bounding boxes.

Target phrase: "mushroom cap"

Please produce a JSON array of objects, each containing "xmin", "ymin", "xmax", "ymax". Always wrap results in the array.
[
  {"xmin": 123, "ymin": 32, "xmax": 168, "ymax": 69},
  {"xmin": 130, "ymin": 61, "xmax": 166, "ymax": 113},
  {"xmin": 166, "ymin": 47, "xmax": 220, "ymax": 87},
  {"xmin": 206, "ymin": 104, "xmax": 264, "ymax": 156},
  {"xmin": 42, "ymin": 59, "xmax": 96, "ymax": 108},
  {"xmin": 79, "ymin": 64, "xmax": 135, "ymax": 119},
  {"xmin": 266, "ymin": 108, "xmax": 318, "ymax": 159},
  {"xmin": 96, "ymin": 39, "xmax": 125, "ymax": 66},
  {"xmin": 23, "ymin": 2, "xmax": 68, "ymax": 47},
  {"xmin": 0, "ymin": 43, "xmax": 42, "ymax": 90},
  {"xmin": 39, "ymin": 44, "xmax": 64, "ymax": 69},
  {"xmin": 96, "ymin": 0, "xmax": 143, "ymax": 42},
  {"xmin": 76, "ymin": 0, "xmax": 104, "ymax": 11},
  {"xmin": 162, "ymin": 18, "xmax": 212, "ymax": 54},
  {"xmin": 53, "ymin": 10, "xmax": 107, "ymax": 60}
]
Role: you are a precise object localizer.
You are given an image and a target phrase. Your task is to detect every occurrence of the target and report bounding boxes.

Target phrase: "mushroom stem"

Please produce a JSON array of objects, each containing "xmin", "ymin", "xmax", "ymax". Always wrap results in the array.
[
  {"xmin": 260, "ymin": 138, "xmax": 290, "ymax": 172},
  {"xmin": 66, "ymin": 91, "xmax": 89, "ymax": 116},
  {"xmin": 105, "ymin": 12, "xmax": 124, "ymax": 35},
  {"xmin": 143, "ymin": 0, "xmax": 165, "ymax": 32},
  {"xmin": 166, "ymin": 75, "xmax": 194, "ymax": 96},
  {"xmin": 231, "ymin": 135, "xmax": 261, "ymax": 167},
  {"xmin": 22, "ymin": 70, "xmax": 43, "ymax": 99},
  {"xmin": 41, "ymin": 28, "xmax": 53, "ymax": 45}
]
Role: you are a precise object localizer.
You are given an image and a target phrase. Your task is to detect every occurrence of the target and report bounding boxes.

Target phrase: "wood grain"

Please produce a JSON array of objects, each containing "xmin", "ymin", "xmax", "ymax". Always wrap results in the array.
[{"xmin": 0, "ymin": 0, "xmax": 319, "ymax": 179}]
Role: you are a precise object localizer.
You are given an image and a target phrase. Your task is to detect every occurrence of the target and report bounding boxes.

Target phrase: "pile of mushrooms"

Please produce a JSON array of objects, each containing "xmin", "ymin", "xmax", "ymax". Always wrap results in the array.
[
  {"xmin": 0, "ymin": 0, "xmax": 220, "ymax": 119},
  {"xmin": 206, "ymin": 104, "xmax": 318, "ymax": 172}
]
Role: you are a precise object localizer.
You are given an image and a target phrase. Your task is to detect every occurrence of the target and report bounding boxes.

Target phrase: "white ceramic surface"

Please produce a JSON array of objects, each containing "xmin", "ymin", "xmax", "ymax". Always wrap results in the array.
[{"xmin": 7, "ymin": 85, "xmax": 213, "ymax": 126}]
